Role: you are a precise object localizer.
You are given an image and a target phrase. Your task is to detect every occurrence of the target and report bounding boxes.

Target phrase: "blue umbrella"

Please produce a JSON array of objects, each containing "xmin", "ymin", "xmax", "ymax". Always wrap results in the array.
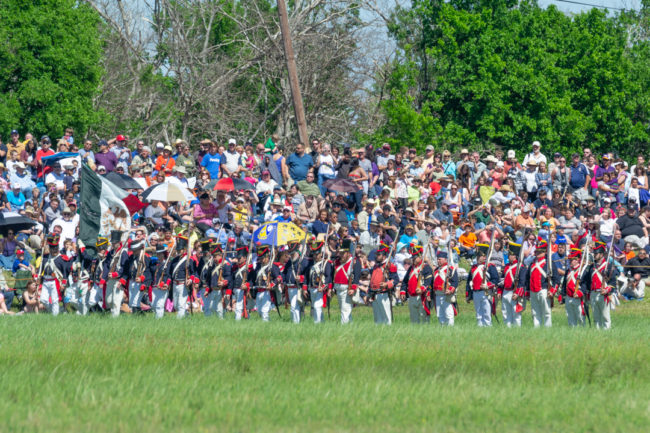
[{"xmin": 252, "ymin": 221, "xmax": 306, "ymax": 247}]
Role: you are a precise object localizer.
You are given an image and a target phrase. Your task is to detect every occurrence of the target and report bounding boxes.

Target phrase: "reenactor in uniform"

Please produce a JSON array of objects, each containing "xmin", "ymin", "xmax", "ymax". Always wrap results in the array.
[
  {"xmin": 564, "ymin": 248, "xmax": 586, "ymax": 327},
  {"xmin": 498, "ymin": 242, "xmax": 526, "ymax": 327},
  {"xmin": 203, "ymin": 244, "xmax": 231, "ymax": 318},
  {"xmin": 73, "ymin": 240, "xmax": 98, "ymax": 315},
  {"xmin": 87, "ymin": 237, "xmax": 109, "ymax": 313},
  {"xmin": 127, "ymin": 236, "xmax": 150, "ymax": 314},
  {"xmin": 231, "ymin": 244, "xmax": 251, "ymax": 320},
  {"xmin": 400, "ymin": 242, "xmax": 433, "ymax": 324},
  {"xmin": 368, "ymin": 243, "xmax": 399, "ymax": 325},
  {"xmin": 150, "ymin": 245, "xmax": 169, "ymax": 319},
  {"xmin": 525, "ymin": 240, "xmax": 555, "ymax": 328},
  {"xmin": 583, "ymin": 241, "xmax": 619, "ymax": 329},
  {"xmin": 105, "ymin": 230, "xmax": 129, "ymax": 317},
  {"xmin": 467, "ymin": 244, "xmax": 500, "ymax": 327},
  {"xmin": 39, "ymin": 234, "xmax": 66, "ymax": 316},
  {"xmin": 164, "ymin": 234, "xmax": 200, "ymax": 318},
  {"xmin": 251, "ymin": 245, "xmax": 274, "ymax": 321},
  {"xmin": 432, "ymin": 250, "xmax": 459, "ymax": 326},
  {"xmin": 305, "ymin": 239, "xmax": 332, "ymax": 323},
  {"xmin": 270, "ymin": 250, "xmax": 288, "ymax": 319},
  {"xmin": 283, "ymin": 241, "xmax": 308, "ymax": 324},
  {"xmin": 332, "ymin": 239, "xmax": 361, "ymax": 324}
]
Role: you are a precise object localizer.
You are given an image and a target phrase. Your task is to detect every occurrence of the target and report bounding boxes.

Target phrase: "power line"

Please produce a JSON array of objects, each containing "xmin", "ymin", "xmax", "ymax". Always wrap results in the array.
[{"xmin": 548, "ymin": 0, "xmax": 628, "ymax": 11}]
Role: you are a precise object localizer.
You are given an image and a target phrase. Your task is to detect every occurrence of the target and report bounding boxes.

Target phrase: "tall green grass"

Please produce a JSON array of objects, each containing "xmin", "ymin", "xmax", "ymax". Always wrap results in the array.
[{"xmin": 1, "ymin": 301, "xmax": 649, "ymax": 433}]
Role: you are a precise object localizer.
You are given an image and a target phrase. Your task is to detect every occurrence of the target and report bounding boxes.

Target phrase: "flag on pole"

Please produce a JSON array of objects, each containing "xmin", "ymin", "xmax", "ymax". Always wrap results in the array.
[{"xmin": 79, "ymin": 164, "xmax": 131, "ymax": 256}]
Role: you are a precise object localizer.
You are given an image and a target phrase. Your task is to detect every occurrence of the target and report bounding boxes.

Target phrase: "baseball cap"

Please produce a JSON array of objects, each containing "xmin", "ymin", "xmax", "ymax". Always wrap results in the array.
[
  {"xmin": 10, "ymin": 129, "xmax": 18, "ymax": 135},
  {"xmin": 156, "ymin": 142, "xmax": 164, "ymax": 148},
  {"xmin": 425, "ymin": 145, "xmax": 434, "ymax": 151},
  {"xmin": 228, "ymin": 138, "xmax": 236, "ymax": 145},
  {"xmin": 16, "ymin": 249, "xmax": 24, "ymax": 255},
  {"xmin": 262, "ymin": 170, "xmax": 270, "ymax": 175},
  {"xmin": 97, "ymin": 165, "xmax": 106, "ymax": 172},
  {"xmin": 116, "ymin": 134, "xmax": 126, "ymax": 141},
  {"xmin": 507, "ymin": 150, "xmax": 516, "ymax": 159},
  {"xmin": 98, "ymin": 140, "xmax": 108, "ymax": 147},
  {"xmin": 532, "ymin": 140, "xmax": 541, "ymax": 148},
  {"xmin": 11, "ymin": 182, "xmax": 20, "ymax": 189}
]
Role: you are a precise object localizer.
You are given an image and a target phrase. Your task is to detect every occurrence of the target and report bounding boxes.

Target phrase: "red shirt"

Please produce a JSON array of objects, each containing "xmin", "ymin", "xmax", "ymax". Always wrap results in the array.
[{"xmin": 35, "ymin": 148, "xmax": 55, "ymax": 177}]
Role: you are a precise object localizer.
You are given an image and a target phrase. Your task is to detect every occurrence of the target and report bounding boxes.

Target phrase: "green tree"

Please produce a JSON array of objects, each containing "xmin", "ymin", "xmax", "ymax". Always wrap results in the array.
[
  {"xmin": 0, "ymin": 0, "xmax": 104, "ymax": 140},
  {"xmin": 374, "ymin": 0, "xmax": 650, "ymax": 157}
]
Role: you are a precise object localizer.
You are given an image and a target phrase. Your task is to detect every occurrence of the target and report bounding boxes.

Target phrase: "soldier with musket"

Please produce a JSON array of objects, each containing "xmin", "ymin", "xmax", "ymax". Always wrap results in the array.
[
  {"xmin": 105, "ymin": 230, "xmax": 129, "ymax": 317},
  {"xmin": 524, "ymin": 240, "xmax": 555, "ymax": 327},
  {"xmin": 564, "ymin": 248, "xmax": 586, "ymax": 327},
  {"xmin": 283, "ymin": 240, "xmax": 308, "ymax": 324},
  {"xmin": 149, "ymin": 244, "xmax": 169, "ymax": 319},
  {"xmin": 467, "ymin": 243, "xmax": 500, "ymax": 327},
  {"xmin": 163, "ymin": 234, "xmax": 200, "ymax": 318},
  {"xmin": 498, "ymin": 242, "xmax": 526, "ymax": 327},
  {"xmin": 332, "ymin": 238, "xmax": 361, "ymax": 324},
  {"xmin": 126, "ymin": 231, "xmax": 150, "ymax": 314},
  {"xmin": 432, "ymin": 250, "xmax": 459, "ymax": 326},
  {"xmin": 582, "ymin": 240, "xmax": 619, "ymax": 329},
  {"xmin": 231, "ymin": 243, "xmax": 251, "ymax": 320},
  {"xmin": 87, "ymin": 236, "xmax": 109, "ymax": 313},
  {"xmin": 202, "ymin": 242, "xmax": 231, "ymax": 318},
  {"xmin": 39, "ymin": 233, "xmax": 67, "ymax": 316},
  {"xmin": 303, "ymin": 239, "xmax": 332, "ymax": 323},
  {"xmin": 400, "ymin": 242, "xmax": 433, "ymax": 324},
  {"xmin": 251, "ymin": 245, "xmax": 274, "ymax": 321},
  {"xmin": 368, "ymin": 242, "xmax": 399, "ymax": 325}
]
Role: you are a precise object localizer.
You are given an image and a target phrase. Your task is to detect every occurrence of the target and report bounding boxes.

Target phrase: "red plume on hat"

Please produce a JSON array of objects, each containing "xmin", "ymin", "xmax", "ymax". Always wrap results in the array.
[{"xmin": 377, "ymin": 242, "xmax": 390, "ymax": 254}]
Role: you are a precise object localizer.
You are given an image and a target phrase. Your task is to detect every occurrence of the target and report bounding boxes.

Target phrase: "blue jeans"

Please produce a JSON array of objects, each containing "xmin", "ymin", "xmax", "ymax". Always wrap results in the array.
[
  {"xmin": 2, "ymin": 289, "xmax": 14, "ymax": 309},
  {"xmin": 318, "ymin": 173, "xmax": 335, "ymax": 196}
]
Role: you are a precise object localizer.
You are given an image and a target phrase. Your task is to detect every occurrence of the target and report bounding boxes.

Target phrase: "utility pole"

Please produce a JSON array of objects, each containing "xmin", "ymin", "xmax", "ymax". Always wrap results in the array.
[{"xmin": 277, "ymin": 0, "xmax": 309, "ymax": 147}]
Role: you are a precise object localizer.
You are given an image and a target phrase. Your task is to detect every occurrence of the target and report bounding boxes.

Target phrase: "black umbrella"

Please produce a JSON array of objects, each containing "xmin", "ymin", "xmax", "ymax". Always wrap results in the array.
[
  {"xmin": 323, "ymin": 178, "xmax": 361, "ymax": 193},
  {"xmin": 102, "ymin": 172, "xmax": 142, "ymax": 190},
  {"xmin": 0, "ymin": 212, "xmax": 36, "ymax": 236}
]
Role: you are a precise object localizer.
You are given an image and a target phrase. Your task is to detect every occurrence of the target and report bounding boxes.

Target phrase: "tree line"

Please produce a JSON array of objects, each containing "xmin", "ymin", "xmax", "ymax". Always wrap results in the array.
[{"xmin": 0, "ymin": 0, "xmax": 648, "ymax": 157}]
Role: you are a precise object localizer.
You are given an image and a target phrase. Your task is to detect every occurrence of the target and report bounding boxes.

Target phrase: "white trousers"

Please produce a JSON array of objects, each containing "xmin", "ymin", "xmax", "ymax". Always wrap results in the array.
[
  {"xmin": 151, "ymin": 288, "xmax": 168, "ymax": 319},
  {"xmin": 128, "ymin": 281, "xmax": 144, "ymax": 310},
  {"xmin": 590, "ymin": 292, "xmax": 611, "ymax": 329},
  {"xmin": 76, "ymin": 281, "xmax": 91, "ymax": 315},
  {"xmin": 105, "ymin": 279, "xmax": 124, "ymax": 317},
  {"xmin": 234, "ymin": 288, "xmax": 251, "ymax": 320},
  {"xmin": 435, "ymin": 293, "xmax": 454, "ymax": 326},
  {"xmin": 288, "ymin": 288, "xmax": 303, "ymax": 324},
  {"xmin": 173, "ymin": 283, "xmax": 188, "ymax": 318},
  {"xmin": 530, "ymin": 289, "xmax": 552, "ymax": 328},
  {"xmin": 335, "ymin": 285, "xmax": 353, "ymax": 324},
  {"xmin": 309, "ymin": 289, "xmax": 324, "ymax": 323},
  {"xmin": 500, "ymin": 291, "xmax": 521, "ymax": 328},
  {"xmin": 256, "ymin": 290, "xmax": 272, "ymax": 322},
  {"xmin": 64, "ymin": 282, "xmax": 79, "ymax": 308},
  {"xmin": 40, "ymin": 280, "xmax": 60, "ymax": 316},
  {"xmin": 473, "ymin": 290, "xmax": 492, "ymax": 327},
  {"xmin": 87, "ymin": 284, "xmax": 103, "ymax": 311},
  {"xmin": 372, "ymin": 292, "xmax": 392, "ymax": 325},
  {"xmin": 202, "ymin": 289, "xmax": 224, "ymax": 318},
  {"xmin": 566, "ymin": 296, "xmax": 585, "ymax": 327},
  {"xmin": 408, "ymin": 295, "xmax": 429, "ymax": 324}
]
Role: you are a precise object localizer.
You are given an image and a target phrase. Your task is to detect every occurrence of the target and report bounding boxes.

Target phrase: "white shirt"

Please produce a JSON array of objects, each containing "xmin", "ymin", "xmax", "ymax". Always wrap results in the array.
[
  {"xmin": 223, "ymin": 150, "xmax": 241, "ymax": 174},
  {"xmin": 51, "ymin": 216, "xmax": 79, "ymax": 248}
]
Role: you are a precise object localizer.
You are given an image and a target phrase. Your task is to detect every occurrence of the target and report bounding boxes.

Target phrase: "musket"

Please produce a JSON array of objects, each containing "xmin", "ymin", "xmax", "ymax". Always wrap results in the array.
[
  {"xmin": 547, "ymin": 233, "xmax": 555, "ymax": 309},
  {"xmin": 513, "ymin": 228, "xmax": 530, "ymax": 313},
  {"xmin": 239, "ymin": 234, "xmax": 255, "ymax": 319},
  {"xmin": 185, "ymin": 223, "xmax": 195, "ymax": 316},
  {"xmin": 483, "ymin": 226, "xmax": 499, "ymax": 323},
  {"xmin": 269, "ymin": 247, "xmax": 282, "ymax": 318},
  {"xmin": 156, "ymin": 238, "xmax": 177, "ymax": 288},
  {"xmin": 380, "ymin": 228, "xmax": 400, "ymax": 322},
  {"xmin": 320, "ymin": 224, "xmax": 331, "ymax": 319},
  {"xmin": 577, "ymin": 240, "xmax": 592, "ymax": 326},
  {"xmin": 446, "ymin": 241, "xmax": 459, "ymax": 316}
]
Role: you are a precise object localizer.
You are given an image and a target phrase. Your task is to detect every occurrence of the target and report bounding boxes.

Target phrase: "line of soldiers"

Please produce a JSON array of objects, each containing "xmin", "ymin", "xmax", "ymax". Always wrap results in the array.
[{"xmin": 35, "ymin": 229, "xmax": 619, "ymax": 329}]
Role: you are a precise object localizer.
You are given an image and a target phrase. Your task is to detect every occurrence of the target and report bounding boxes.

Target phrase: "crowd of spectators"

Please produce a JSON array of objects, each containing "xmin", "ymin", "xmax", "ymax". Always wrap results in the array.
[{"xmin": 0, "ymin": 130, "xmax": 648, "ymax": 313}]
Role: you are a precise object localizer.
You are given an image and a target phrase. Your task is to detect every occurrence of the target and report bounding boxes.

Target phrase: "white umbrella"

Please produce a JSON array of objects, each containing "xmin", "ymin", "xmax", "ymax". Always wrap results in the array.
[{"xmin": 141, "ymin": 182, "xmax": 195, "ymax": 203}]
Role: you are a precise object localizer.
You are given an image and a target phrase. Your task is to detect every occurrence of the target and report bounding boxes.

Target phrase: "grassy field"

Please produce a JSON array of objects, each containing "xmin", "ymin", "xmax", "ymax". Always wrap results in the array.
[{"xmin": 1, "ymin": 299, "xmax": 649, "ymax": 433}]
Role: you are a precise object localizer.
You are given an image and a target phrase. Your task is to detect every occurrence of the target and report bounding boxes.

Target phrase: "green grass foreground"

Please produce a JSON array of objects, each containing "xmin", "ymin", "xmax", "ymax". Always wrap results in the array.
[{"xmin": 1, "ymin": 301, "xmax": 650, "ymax": 433}]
